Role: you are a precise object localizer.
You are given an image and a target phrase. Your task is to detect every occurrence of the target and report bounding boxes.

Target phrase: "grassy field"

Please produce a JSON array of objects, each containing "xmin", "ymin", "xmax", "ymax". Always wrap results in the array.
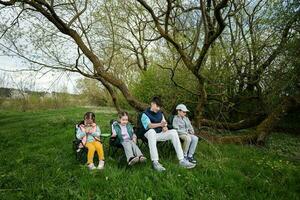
[{"xmin": 0, "ymin": 107, "xmax": 299, "ymax": 200}]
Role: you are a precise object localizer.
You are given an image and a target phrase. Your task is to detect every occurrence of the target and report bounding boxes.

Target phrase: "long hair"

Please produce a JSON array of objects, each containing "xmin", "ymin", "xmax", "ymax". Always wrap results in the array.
[{"xmin": 84, "ymin": 112, "xmax": 96, "ymax": 123}]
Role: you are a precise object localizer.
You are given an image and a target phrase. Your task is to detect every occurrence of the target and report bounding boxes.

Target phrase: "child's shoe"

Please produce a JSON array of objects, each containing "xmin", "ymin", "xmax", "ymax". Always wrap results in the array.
[
  {"xmin": 139, "ymin": 156, "xmax": 147, "ymax": 163},
  {"xmin": 152, "ymin": 161, "xmax": 166, "ymax": 172},
  {"xmin": 88, "ymin": 163, "xmax": 96, "ymax": 170},
  {"xmin": 179, "ymin": 159, "xmax": 196, "ymax": 169},
  {"xmin": 97, "ymin": 160, "xmax": 105, "ymax": 170},
  {"xmin": 128, "ymin": 157, "xmax": 139, "ymax": 166},
  {"xmin": 188, "ymin": 156, "xmax": 197, "ymax": 164}
]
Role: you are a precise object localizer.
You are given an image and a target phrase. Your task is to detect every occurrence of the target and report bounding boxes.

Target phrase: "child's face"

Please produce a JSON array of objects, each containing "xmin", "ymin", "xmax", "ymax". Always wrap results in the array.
[
  {"xmin": 120, "ymin": 115, "xmax": 128, "ymax": 126},
  {"xmin": 150, "ymin": 102, "xmax": 160, "ymax": 113},
  {"xmin": 85, "ymin": 118, "xmax": 93, "ymax": 126},
  {"xmin": 178, "ymin": 110, "xmax": 187, "ymax": 117}
]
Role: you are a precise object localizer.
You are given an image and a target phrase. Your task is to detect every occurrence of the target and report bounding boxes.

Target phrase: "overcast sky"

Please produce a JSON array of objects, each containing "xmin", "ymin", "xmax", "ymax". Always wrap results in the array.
[{"xmin": 0, "ymin": 55, "xmax": 81, "ymax": 94}]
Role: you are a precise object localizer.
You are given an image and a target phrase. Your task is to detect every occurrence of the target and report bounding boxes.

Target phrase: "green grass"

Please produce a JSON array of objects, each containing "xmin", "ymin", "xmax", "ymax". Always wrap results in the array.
[{"xmin": 0, "ymin": 107, "xmax": 299, "ymax": 200}]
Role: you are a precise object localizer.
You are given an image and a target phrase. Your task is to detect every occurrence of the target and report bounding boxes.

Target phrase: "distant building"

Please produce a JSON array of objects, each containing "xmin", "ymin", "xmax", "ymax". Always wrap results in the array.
[
  {"xmin": 10, "ymin": 89, "xmax": 28, "ymax": 99},
  {"xmin": 0, "ymin": 87, "xmax": 79, "ymax": 99},
  {"xmin": 0, "ymin": 87, "xmax": 11, "ymax": 98}
]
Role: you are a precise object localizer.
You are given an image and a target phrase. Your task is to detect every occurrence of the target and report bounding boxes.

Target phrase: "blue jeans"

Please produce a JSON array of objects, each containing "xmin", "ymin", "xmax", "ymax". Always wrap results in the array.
[{"xmin": 179, "ymin": 134, "xmax": 199, "ymax": 157}]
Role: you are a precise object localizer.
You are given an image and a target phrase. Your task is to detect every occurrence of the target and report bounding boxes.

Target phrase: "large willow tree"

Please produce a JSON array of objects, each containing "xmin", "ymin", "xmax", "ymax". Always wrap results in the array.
[{"xmin": 0, "ymin": 0, "xmax": 299, "ymax": 144}]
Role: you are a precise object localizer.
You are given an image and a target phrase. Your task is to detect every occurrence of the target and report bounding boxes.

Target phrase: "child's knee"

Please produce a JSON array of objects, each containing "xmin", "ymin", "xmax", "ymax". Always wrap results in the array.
[
  {"xmin": 186, "ymin": 136, "xmax": 192, "ymax": 143},
  {"xmin": 191, "ymin": 135, "xmax": 198, "ymax": 142},
  {"xmin": 169, "ymin": 129, "xmax": 179, "ymax": 138},
  {"xmin": 146, "ymin": 129, "xmax": 156, "ymax": 138},
  {"xmin": 95, "ymin": 141, "xmax": 103, "ymax": 147},
  {"xmin": 86, "ymin": 144, "xmax": 96, "ymax": 151},
  {"xmin": 180, "ymin": 135, "xmax": 187, "ymax": 141}
]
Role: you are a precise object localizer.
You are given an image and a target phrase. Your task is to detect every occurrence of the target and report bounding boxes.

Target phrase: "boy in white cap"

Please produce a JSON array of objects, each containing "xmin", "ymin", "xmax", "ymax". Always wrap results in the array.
[
  {"xmin": 140, "ymin": 97, "xmax": 196, "ymax": 171},
  {"xmin": 172, "ymin": 104, "xmax": 199, "ymax": 164}
]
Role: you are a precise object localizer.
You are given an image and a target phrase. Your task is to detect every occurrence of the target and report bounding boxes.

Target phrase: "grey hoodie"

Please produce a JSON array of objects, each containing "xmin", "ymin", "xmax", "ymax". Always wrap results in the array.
[{"xmin": 172, "ymin": 115, "xmax": 194, "ymax": 135}]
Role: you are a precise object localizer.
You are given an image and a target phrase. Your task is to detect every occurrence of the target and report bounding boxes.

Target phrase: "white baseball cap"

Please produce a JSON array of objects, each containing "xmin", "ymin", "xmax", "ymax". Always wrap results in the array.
[{"xmin": 176, "ymin": 104, "xmax": 189, "ymax": 112}]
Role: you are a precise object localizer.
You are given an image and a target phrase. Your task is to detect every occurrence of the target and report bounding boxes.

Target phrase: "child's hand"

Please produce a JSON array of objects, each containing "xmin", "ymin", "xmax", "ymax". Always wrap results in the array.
[
  {"xmin": 188, "ymin": 129, "xmax": 194, "ymax": 135},
  {"xmin": 161, "ymin": 120, "xmax": 167, "ymax": 127},
  {"xmin": 86, "ymin": 128, "xmax": 93, "ymax": 134},
  {"xmin": 80, "ymin": 124, "xmax": 86, "ymax": 132},
  {"xmin": 162, "ymin": 126, "xmax": 168, "ymax": 133},
  {"xmin": 133, "ymin": 137, "xmax": 137, "ymax": 144}
]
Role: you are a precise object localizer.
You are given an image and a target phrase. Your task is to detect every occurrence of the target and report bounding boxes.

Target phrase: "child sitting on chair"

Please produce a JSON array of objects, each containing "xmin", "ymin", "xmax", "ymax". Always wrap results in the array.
[
  {"xmin": 172, "ymin": 104, "xmax": 199, "ymax": 164},
  {"xmin": 76, "ymin": 112, "xmax": 105, "ymax": 170},
  {"xmin": 111, "ymin": 111, "xmax": 146, "ymax": 166}
]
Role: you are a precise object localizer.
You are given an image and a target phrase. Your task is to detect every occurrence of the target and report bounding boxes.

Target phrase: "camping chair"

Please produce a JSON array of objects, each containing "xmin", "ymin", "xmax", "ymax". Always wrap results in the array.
[
  {"xmin": 72, "ymin": 121, "xmax": 110, "ymax": 164},
  {"xmin": 107, "ymin": 119, "xmax": 123, "ymax": 155},
  {"xmin": 135, "ymin": 112, "xmax": 149, "ymax": 149},
  {"xmin": 107, "ymin": 119, "xmax": 127, "ymax": 165},
  {"xmin": 72, "ymin": 121, "xmax": 89, "ymax": 164},
  {"xmin": 167, "ymin": 114, "xmax": 175, "ymax": 129}
]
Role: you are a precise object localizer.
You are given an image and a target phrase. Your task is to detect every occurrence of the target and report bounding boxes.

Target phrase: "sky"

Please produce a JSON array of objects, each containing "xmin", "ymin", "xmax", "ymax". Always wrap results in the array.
[
  {"xmin": 0, "ymin": 8, "xmax": 83, "ymax": 94},
  {"xmin": 0, "ymin": 55, "xmax": 82, "ymax": 94}
]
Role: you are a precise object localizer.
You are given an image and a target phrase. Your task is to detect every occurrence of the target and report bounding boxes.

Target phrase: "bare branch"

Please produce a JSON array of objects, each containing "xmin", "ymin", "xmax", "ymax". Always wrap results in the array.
[{"xmin": 67, "ymin": 0, "xmax": 88, "ymax": 27}]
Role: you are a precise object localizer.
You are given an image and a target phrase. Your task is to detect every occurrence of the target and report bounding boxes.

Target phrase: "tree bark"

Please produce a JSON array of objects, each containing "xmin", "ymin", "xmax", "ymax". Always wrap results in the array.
[
  {"xmin": 96, "ymin": 77, "xmax": 121, "ymax": 113},
  {"xmin": 256, "ymin": 96, "xmax": 300, "ymax": 145},
  {"xmin": 198, "ymin": 115, "xmax": 265, "ymax": 131},
  {"xmin": 196, "ymin": 95, "xmax": 300, "ymax": 145}
]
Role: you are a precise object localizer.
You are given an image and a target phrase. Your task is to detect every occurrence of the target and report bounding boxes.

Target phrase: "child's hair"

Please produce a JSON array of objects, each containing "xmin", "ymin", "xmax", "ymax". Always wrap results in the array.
[
  {"xmin": 84, "ymin": 112, "xmax": 96, "ymax": 123},
  {"xmin": 118, "ymin": 111, "xmax": 129, "ymax": 119},
  {"xmin": 151, "ymin": 96, "xmax": 163, "ymax": 107}
]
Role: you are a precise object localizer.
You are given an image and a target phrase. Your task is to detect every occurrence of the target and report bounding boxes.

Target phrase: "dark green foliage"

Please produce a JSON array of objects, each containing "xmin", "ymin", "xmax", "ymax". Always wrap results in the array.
[{"xmin": 131, "ymin": 67, "xmax": 198, "ymax": 115}]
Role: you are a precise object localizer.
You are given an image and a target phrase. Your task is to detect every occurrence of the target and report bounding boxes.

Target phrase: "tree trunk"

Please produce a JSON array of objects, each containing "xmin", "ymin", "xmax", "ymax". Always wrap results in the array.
[
  {"xmin": 196, "ymin": 95, "xmax": 299, "ymax": 145},
  {"xmin": 96, "ymin": 77, "xmax": 121, "ymax": 113},
  {"xmin": 199, "ymin": 115, "xmax": 265, "ymax": 131},
  {"xmin": 193, "ymin": 77, "xmax": 207, "ymax": 125},
  {"xmin": 256, "ymin": 96, "xmax": 300, "ymax": 145}
]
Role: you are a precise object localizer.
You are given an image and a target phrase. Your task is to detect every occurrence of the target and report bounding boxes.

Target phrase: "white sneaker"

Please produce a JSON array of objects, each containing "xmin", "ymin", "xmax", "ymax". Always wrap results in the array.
[
  {"xmin": 179, "ymin": 159, "xmax": 196, "ymax": 169},
  {"xmin": 97, "ymin": 160, "xmax": 105, "ymax": 170},
  {"xmin": 153, "ymin": 161, "xmax": 166, "ymax": 171},
  {"xmin": 88, "ymin": 163, "xmax": 96, "ymax": 170}
]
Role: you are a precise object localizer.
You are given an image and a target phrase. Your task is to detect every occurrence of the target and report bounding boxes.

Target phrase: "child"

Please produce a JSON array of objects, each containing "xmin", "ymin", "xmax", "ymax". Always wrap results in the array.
[
  {"xmin": 76, "ymin": 112, "xmax": 105, "ymax": 170},
  {"xmin": 112, "ymin": 111, "xmax": 146, "ymax": 166},
  {"xmin": 172, "ymin": 104, "xmax": 199, "ymax": 164}
]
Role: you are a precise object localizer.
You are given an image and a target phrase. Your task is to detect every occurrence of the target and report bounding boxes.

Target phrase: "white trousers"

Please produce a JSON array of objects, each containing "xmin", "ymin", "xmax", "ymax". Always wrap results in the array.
[{"xmin": 144, "ymin": 129, "xmax": 184, "ymax": 161}]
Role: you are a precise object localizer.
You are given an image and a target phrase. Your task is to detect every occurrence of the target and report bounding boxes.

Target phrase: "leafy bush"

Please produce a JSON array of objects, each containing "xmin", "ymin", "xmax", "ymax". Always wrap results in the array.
[{"xmin": 131, "ymin": 66, "xmax": 198, "ymax": 114}]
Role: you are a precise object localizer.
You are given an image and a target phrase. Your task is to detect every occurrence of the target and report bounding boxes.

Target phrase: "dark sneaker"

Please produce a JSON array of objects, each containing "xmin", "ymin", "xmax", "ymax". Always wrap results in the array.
[
  {"xmin": 128, "ymin": 157, "xmax": 139, "ymax": 166},
  {"xmin": 188, "ymin": 157, "xmax": 197, "ymax": 164}
]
